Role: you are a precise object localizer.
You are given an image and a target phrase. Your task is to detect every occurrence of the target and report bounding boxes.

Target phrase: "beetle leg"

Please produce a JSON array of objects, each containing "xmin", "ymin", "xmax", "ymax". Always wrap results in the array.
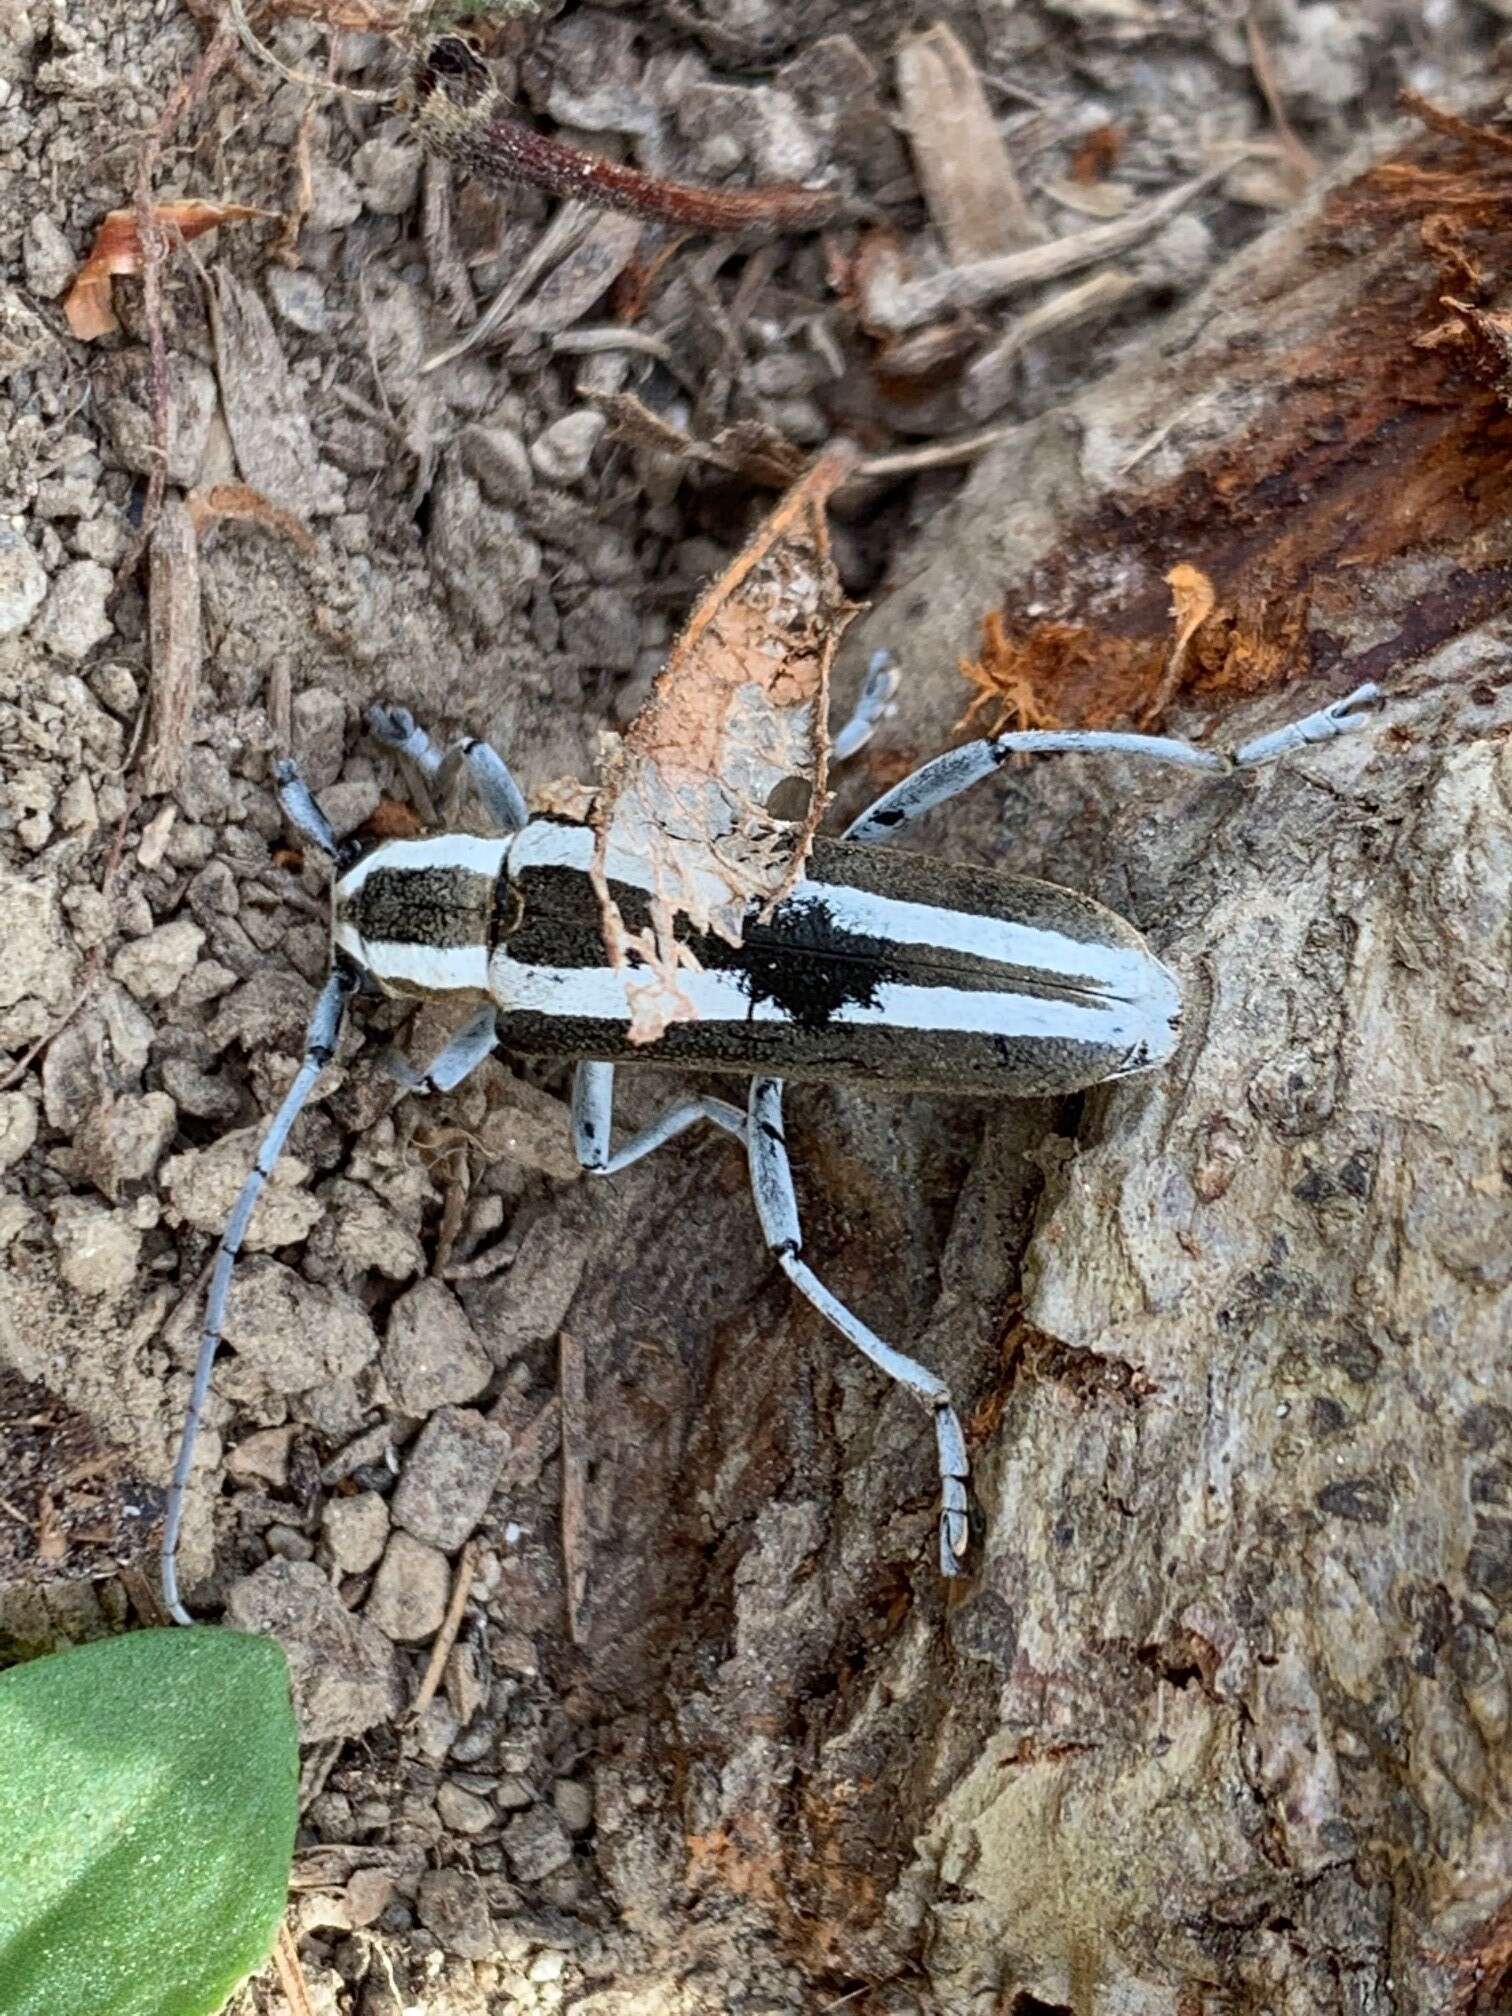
[
  {"xmin": 273, "ymin": 758, "xmax": 343, "ymax": 859},
  {"xmin": 746, "ymin": 1076, "xmax": 972, "ymax": 1576},
  {"xmin": 570, "ymin": 1060, "xmax": 746, "ymax": 1173},
  {"xmin": 832, "ymin": 648, "xmax": 901, "ymax": 761},
  {"xmin": 368, "ymin": 704, "xmax": 529, "ymax": 834},
  {"xmin": 161, "ymin": 966, "xmax": 357, "ymax": 1626},
  {"xmin": 384, "ymin": 1006, "xmax": 498, "ymax": 1096}
]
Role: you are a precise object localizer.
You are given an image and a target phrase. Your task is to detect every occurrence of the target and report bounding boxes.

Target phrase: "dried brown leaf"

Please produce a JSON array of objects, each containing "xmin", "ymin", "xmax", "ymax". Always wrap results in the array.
[
  {"xmin": 186, "ymin": 480, "xmax": 315, "ymax": 549},
  {"xmin": 590, "ymin": 444, "xmax": 861, "ymax": 1043},
  {"xmin": 63, "ymin": 200, "xmax": 269, "ymax": 341}
]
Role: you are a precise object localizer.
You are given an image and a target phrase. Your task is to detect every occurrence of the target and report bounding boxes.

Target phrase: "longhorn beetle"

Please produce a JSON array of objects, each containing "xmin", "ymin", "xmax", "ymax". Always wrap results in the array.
[{"xmin": 159, "ymin": 663, "xmax": 1381, "ymax": 1620}]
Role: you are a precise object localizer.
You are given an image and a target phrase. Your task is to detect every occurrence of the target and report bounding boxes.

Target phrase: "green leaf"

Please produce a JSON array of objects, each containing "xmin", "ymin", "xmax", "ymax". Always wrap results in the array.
[{"xmin": 0, "ymin": 1627, "xmax": 298, "ymax": 2016}]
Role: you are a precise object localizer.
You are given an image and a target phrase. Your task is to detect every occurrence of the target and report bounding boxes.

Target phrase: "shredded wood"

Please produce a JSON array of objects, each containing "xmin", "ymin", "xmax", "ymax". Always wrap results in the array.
[
  {"xmin": 961, "ymin": 267, "xmax": 1140, "ymax": 420},
  {"xmin": 861, "ymin": 163, "xmax": 1234, "ymax": 334},
  {"xmin": 1142, "ymin": 562, "xmax": 1218, "ymax": 724},
  {"xmin": 588, "ymin": 444, "xmax": 859, "ymax": 1043},
  {"xmin": 957, "ymin": 609, "xmax": 1061, "ymax": 735}
]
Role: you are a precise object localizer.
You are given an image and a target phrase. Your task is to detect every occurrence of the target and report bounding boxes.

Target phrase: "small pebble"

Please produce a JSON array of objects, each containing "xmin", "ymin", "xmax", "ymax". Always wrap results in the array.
[
  {"xmin": 500, "ymin": 1807, "xmax": 573, "ymax": 1883},
  {"xmin": 529, "ymin": 411, "xmax": 605, "ymax": 486},
  {"xmin": 381, "ymin": 1279, "xmax": 492, "ymax": 1415},
  {"xmin": 266, "ymin": 266, "xmax": 329, "ymax": 335},
  {"xmin": 112, "ymin": 916, "xmax": 205, "ymax": 1002},
  {"xmin": 365, "ymin": 1532, "xmax": 451, "ymax": 1642},
  {"xmin": 461, "ymin": 424, "xmax": 533, "ymax": 506},
  {"xmin": 226, "ymin": 1425, "xmax": 298, "ymax": 1488},
  {"xmin": 23, "ymin": 214, "xmax": 76, "ymax": 298},
  {"xmin": 414, "ymin": 1698, "xmax": 460, "ymax": 1764},
  {"xmin": 416, "ymin": 1869, "xmax": 493, "ymax": 1961},
  {"xmin": 323, "ymin": 1490, "xmax": 389, "ymax": 1575},
  {"xmin": 437, "ymin": 1782, "xmax": 495, "ymax": 1836},
  {"xmin": 51, "ymin": 1198, "xmax": 139, "ymax": 1298},
  {"xmin": 0, "ymin": 1092, "xmax": 38, "ymax": 1172},
  {"xmin": 224, "ymin": 1558, "xmax": 399, "ymax": 1742},
  {"xmin": 553, "ymin": 1779, "xmax": 594, "ymax": 1835},
  {"xmin": 390, "ymin": 1406, "xmax": 509, "ymax": 1552},
  {"xmin": 351, "ymin": 136, "xmax": 422, "ymax": 215},
  {"xmin": 265, "ymin": 1523, "xmax": 315, "ymax": 1563},
  {"xmin": 31, "ymin": 558, "xmax": 112, "ymax": 660}
]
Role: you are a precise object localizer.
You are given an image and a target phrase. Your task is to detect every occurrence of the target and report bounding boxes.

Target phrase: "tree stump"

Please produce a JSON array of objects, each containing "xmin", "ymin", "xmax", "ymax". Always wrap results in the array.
[{"xmin": 563, "ymin": 102, "xmax": 1512, "ymax": 2014}]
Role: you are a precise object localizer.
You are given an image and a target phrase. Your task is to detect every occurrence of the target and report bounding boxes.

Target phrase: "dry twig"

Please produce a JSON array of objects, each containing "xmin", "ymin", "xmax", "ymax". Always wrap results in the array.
[
  {"xmin": 559, "ymin": 1332, "xmax": 589, "ymax": 1646},
  {"xmin": 411, "ymin": 1540, "xmax": 480, "ymax": 1720}
]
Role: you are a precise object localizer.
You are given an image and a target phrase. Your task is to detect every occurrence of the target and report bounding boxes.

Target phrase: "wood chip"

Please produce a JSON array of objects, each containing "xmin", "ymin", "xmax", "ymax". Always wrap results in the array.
[
  {"xmin": 209, "ymin": 268, "xmax": 323, "ymax": 516},
  {"xmin": 509, "ymin": 210, "xmax": 643, "ymax": 337},
  {"xmin": 139, "ymin": 493, "xmax": 202, "ymax": 798},
  {"xmin": 896, "ymin": 23, "xmax": 1040, "ymax": 260},
  {"xmin": 272, "ymin": 1923, "xmax": 317, "ymax": 2016}
]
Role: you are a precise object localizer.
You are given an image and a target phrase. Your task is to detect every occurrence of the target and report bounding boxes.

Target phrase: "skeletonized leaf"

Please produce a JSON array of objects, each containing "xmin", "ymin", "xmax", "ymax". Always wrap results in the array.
[{"xmin": 590, "ymin": 444, "xmax": 860, "ymax": 1042}]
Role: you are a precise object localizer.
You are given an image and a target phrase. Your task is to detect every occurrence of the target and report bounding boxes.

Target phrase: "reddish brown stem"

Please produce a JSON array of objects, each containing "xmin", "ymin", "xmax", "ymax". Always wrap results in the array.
[{"xmin": 411, "ymin": 37, "xmax": 839, "ymax": 234}]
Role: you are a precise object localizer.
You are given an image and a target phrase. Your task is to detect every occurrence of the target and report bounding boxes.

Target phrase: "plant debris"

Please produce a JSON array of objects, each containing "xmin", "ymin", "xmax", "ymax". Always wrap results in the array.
[
  {"xmin": 409, "ymin": 37, "xmax": 841, "ymax": 235},
  {"xmin": 63, "ymin": 200, "xmax": 269, "ymax": 341},
  {"xmin": 895, "ymin": 23, "xmax": 1039, "ymax": 260},
  {"xmin": 0, "ymin": 1366, "xmax": 163, "ymax": 1585}
]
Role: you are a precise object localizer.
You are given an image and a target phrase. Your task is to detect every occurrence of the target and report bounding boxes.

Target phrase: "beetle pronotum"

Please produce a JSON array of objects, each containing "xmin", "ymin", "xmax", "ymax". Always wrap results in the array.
[{"xmin": 159, "ymin": 665, "xmax": 1381, "ymax": 1621}]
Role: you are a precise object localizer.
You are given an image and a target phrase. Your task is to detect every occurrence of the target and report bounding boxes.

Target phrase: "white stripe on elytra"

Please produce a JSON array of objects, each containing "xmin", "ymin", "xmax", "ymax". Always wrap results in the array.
[
  {"xmin": 507, "ymin": 818, "xmax": 1171, "ymax": 1008},
  {"xmin": 336, "ymin": 921, "xmax": 489, "ymax": 993},
  {"xmin": 809, "ymin": 879, "xmax": 1161, "ymax": 1002},
  {"xmin": 507, "ymin": 817, "xmax": 705, "ymax": 904},
  {"xmin": 487, "ymin": 952, "xmax": 1180, "ymax": 1057},
  {"xmin": 336, "ymin": 833, "xmax": 509, "ymax": 901}
]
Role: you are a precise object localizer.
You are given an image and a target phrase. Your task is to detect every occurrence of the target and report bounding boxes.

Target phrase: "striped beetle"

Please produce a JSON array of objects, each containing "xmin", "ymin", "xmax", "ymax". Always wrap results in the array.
[{"xmin": 160, "ymin": 663, "xmax": 1381, "ymax": 1619}]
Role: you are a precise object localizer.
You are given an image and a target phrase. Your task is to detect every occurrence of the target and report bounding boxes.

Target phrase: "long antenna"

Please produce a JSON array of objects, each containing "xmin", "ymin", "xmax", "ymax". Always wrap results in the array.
[{"xmin": 161, "ymin": 762, "xmax": 356, "ymax": 1623}]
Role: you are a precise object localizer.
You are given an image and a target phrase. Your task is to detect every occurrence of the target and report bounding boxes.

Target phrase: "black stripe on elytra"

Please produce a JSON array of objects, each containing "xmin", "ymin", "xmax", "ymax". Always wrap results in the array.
[
  {"xmin": 700, "ymin": 893, "xmax": 906, "ymax": 1032},
  {"xmin": 351, "ymin": 865, "xmax": 493, "ymax": 949}
]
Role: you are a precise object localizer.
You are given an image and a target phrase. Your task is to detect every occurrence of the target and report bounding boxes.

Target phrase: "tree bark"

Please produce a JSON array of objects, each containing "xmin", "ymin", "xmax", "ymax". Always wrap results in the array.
[{"xmin": 559, "ymin": 104, "xmax": 1512, "ymax": 2014}]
